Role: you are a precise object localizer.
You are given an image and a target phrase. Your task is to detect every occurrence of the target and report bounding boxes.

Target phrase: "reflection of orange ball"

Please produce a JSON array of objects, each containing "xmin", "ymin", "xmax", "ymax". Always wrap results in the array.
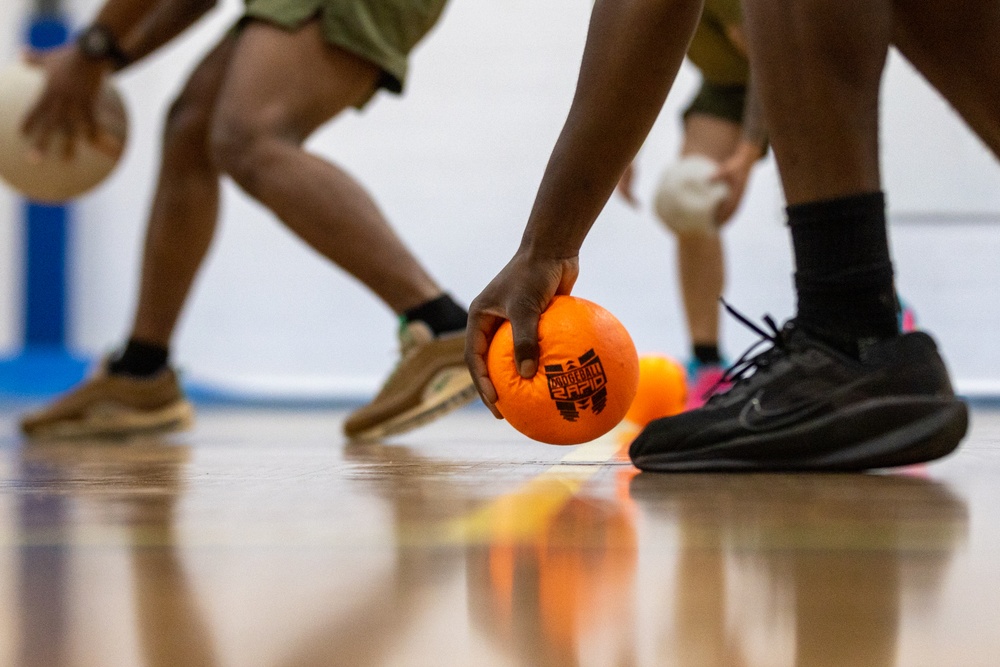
[
  {"xmin": 487, "ymin": 296, "xmax": 639, "ymax": 445},
  {"xmin": 624, "ymin": 355, "xmax": 687, "ymax": 427}
]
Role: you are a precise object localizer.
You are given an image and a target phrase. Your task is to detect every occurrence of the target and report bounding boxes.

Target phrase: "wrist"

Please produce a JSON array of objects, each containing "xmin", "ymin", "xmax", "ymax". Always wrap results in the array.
[
  {"xmin": 731, "ymin": 140, "xmax": 763, "ymax": 168},
  {"xmin": 520, "ymin": 226, "xmax": 582, "ymax": 261},
  {"xmin": 739, "ymin": 137, "xmax": 766, "ymax": 161},
  {"xmin": 68, "ymin": 45, "xmax": 114, "ymax": 75},
  {"xmin": 519, "ymin": 241, "xmax": 580, "ymax": 265}
]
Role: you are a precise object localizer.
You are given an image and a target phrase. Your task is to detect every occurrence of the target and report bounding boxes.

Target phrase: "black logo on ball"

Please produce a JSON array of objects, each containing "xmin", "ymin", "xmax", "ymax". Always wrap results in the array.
[{"xmin": 544, "ymin": 349, "xmax": 608, "ymax": 422}]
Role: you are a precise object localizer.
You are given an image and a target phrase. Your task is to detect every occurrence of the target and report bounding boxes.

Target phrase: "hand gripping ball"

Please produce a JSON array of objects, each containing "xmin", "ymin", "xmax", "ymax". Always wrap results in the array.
[
  {"xmin": 0, "ymin": 60, "xmax": 128, "ymax": 203},
  {"xmin": 487, "ymin": 296, "xmax": 640, "ymax": 445}
]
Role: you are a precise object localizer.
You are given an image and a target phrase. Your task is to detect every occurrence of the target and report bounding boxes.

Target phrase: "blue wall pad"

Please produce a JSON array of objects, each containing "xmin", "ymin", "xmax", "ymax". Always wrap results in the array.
[{"xmin": 0, "ymin": 347, "xmax": 89, "ymax": 399}]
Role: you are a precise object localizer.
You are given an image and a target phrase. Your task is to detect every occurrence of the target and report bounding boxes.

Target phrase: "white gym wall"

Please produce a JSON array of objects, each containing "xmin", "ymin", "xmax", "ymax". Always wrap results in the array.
[{"xmin": 3, "ymin": 0, "xmax": 999, "ymax": 399}]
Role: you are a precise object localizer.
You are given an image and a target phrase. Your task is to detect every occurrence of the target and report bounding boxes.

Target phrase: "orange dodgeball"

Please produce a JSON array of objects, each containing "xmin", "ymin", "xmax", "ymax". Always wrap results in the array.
[
  {"xmin": 624, "ymin": 354, "xmax": 688, "ymax": 427},
  {"xmin": 487, "ymin": 296, "xmax": 640, "ymax": 445}
]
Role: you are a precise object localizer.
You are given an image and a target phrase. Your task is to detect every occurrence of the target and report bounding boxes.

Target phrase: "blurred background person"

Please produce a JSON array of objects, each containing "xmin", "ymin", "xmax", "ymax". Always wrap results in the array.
[{"xmin": 18, "ymin": 0, "xmax": 475, "ymax": 442}]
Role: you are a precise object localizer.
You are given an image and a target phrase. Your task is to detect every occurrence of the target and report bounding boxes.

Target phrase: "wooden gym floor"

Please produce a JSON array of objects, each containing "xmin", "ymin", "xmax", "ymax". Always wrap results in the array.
[{"xmin": 0, "ymin": 402, "xmax": 998, "ymax": 666}]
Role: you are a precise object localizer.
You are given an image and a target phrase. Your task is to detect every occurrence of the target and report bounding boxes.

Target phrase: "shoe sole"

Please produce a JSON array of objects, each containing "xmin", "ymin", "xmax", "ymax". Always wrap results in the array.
[
  {"xmin": 24, "ymin": 399, "xmax": 196, "ymax": 441},
  {"xmin": 633, "ymin": 396, "xmax": 969, "ymax": 472},
  {"xmin": 348, "ymin": 367, "xmax": 479, "ymax": 442}
]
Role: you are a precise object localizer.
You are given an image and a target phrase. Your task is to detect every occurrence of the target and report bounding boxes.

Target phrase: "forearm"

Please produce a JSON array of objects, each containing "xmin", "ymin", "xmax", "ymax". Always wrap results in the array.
[
  {"xmin": 117, "ymin": 0, "xmax": 218, "ymax": 65},
  {"xmin": 521, "ymin": 0, "xmax": 703, "ymax": 258},
  {"xmin": 85, "ymin": 0, "xmax": 217, "ymax": 68}
]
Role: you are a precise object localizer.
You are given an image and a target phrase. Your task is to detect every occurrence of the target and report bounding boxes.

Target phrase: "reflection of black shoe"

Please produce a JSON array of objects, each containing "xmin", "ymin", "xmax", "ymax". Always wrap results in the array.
[{"xmin": 630, "ymin": 317, "xmax": 968, "ymax": 472}]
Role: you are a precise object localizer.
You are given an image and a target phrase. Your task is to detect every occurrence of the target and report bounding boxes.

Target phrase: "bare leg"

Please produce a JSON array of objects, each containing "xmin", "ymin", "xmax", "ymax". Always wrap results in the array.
[
  {"xmin": 892, "ymin": 0, "xmax": 1000, "ymax": 157},
  {"xmin": 676, "ymin": 235, "xmax": 724, "ymax": 347},
  {"xmin": 210, "ymin": 20, "xmax": 442, "ymax": 314},
  {"xmin": 130, "ymin": 37, "xmax": 237, "ymax": 347},
  {"xmin": 743, "ymin": 0, "xmax": 892, "ymax": 205},
  {"xmin": 674, "ymin": 114, "xmax": 741, "ymax": 350}
]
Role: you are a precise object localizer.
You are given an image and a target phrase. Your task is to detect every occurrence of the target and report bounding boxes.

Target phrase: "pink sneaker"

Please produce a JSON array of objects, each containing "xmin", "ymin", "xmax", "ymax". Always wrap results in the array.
[
  {"xmin": 685, "ymin": 363, "xmax": 730, "ymax": 410},
  {"xmin": 900, "ymin": 304, "xmax": 917, "ymax": 333}
]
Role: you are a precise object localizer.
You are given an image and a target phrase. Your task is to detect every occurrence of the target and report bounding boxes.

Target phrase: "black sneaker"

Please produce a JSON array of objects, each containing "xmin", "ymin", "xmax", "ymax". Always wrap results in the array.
[{"xmin": 629, "ymin": 312, "xmax": 968, "ymax": 472}]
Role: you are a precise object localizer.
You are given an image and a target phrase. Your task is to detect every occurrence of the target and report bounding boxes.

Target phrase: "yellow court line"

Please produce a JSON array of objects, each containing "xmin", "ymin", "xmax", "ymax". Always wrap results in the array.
[{"xmin": 558, "ymin": 437, "xmax": 625, "ymax": 464}]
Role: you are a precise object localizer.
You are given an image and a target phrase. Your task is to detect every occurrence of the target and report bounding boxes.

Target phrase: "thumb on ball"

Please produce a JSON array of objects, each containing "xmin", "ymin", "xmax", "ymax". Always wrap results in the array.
[{"xmin": 510, "ymin": 309, "xmax": 540, "ymax": 379}]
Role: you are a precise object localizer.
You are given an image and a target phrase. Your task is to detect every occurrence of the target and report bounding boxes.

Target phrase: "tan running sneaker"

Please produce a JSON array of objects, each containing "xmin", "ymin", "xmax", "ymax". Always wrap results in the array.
[
  {"xmin": 20, "ymin": 363, "xmax": 195, "ymax": 440},
  {"xmin": 344, "ymin": 322, "xmax": 477, "ymax": 441}
]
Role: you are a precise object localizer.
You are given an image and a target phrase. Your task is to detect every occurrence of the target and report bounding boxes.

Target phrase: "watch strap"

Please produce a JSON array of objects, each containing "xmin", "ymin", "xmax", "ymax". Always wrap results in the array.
[{"xmin": 77, "ymin": 24, "xmax": 131, "ymax": 71}]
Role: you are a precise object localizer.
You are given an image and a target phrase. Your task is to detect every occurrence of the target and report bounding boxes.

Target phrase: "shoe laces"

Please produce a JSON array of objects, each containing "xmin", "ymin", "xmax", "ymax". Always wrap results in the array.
[
  {"xmin": 376, "ymin": 319, "xmax": 431, "ymax": 392},
  {"xmin": 702, "ymin": 300, "xmax": 791, "ymax": 403},
  {"xmin": 398, "ymin": 318, "xmax": 421, "ymax": 358}
]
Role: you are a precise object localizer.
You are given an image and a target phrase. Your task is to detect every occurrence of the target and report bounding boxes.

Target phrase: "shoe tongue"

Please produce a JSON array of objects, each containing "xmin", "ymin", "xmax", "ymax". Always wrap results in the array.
[{"xmin": 399, "ymin": 320, "xmax": 435, "ymax": 355}]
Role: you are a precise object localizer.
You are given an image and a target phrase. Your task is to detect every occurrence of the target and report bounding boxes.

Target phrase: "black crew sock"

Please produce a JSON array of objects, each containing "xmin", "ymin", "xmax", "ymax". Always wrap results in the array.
[
  {"xmin": 403, "ymin": 293, "xmax": 468, "ymax": 336},
  {"xmin": 692, "ymin": 344, "xmax": 722, "ymax": 365},
  {"xmin": 107, "ymin": 338, "xmax": 170, "ymax": 377},
  {"xmin": 788, "ymin": 191, "xmax": 899, "ymax": 358}
]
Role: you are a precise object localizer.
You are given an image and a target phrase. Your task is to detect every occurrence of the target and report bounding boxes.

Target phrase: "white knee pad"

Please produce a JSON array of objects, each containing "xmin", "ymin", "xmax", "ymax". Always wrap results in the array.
[{"xmin": 653, "ymin": 155, "xmax": 730, "ymax": 236}]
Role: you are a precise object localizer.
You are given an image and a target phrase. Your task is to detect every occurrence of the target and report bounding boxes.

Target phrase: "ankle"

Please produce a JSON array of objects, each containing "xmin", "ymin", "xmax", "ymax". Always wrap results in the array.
[
  {"xmin": 692, "ymin": 343, "xmax": 722, "ymax": 366},
  {"xmin": 107, "ymin": 338, "xmax": 170, "ymax": 377},
  {"xmin": 789, "ymin": 191, "xmax": 899, "ymax": 349},
  {"xmin": 402, "ymin": 293, "xmax": 467, "ymax": 336}
]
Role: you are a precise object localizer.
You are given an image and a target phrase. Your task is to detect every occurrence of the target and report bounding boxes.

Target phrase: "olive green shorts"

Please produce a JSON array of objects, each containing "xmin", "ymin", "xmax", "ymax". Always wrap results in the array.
[
  {"xmin": 683, "ymin": 80, "xmax": 747, "ymax": 125},
  {"xmin": 242, "ymin": 0, "xmax": 448, "ymax": 101}
]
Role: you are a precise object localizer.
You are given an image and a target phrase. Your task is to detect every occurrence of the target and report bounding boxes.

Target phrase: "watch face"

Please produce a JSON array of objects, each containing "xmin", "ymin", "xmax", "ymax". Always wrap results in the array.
[
  {"xmin": 80, "ymin": 28, "xmax": 110, "ymax": 58},
  {"xmin": 76, "ymin": 26, "xmax": 130, "ymax": 68}
]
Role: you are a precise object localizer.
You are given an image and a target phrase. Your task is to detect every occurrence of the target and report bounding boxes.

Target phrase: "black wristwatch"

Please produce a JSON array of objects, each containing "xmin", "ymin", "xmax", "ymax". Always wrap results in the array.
[{"xmin": 76, "ymin": 24, "xmax": 131, "ymax": 70}]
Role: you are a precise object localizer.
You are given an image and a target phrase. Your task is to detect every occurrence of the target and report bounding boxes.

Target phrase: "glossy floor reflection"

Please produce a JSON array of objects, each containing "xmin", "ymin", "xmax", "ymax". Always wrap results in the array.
[{"xmin": 0, "ymin": 404, "xmax": 997, "ymax": 666}]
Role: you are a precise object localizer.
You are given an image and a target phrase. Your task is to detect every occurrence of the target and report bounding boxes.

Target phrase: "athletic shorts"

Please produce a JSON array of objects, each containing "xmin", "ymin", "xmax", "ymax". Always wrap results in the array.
[
  {"xmin": 242, "ymin": 0, "xmax": 448, "ymax": 99},
  {"xmin": 683, "ymin": 80, "xmax": 747, "ymax": 125}
]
